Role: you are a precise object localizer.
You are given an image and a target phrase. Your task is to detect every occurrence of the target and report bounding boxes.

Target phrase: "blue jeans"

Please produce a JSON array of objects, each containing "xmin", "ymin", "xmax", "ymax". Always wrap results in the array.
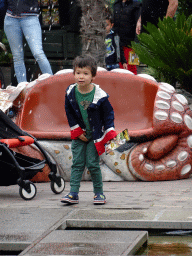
[
  {"xmin": 4, "ymin": 15, "xmax": 53, "ymax": 83},
  {"xmin": 106, "ymin": 63, "xmax": 120, "ymax": 71}
]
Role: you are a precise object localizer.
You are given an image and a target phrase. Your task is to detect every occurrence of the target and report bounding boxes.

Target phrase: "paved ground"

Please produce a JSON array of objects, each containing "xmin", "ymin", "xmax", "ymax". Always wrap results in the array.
[
  {"xmin": 1, "ymin": 179, "xmax": 192, "ymax": 255},
  {"xmin": 1, "ymin": 65, "xmax": 192, "ymax": 255}
]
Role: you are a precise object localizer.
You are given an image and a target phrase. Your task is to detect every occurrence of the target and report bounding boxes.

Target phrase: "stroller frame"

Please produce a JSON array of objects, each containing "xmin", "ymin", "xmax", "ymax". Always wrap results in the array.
[{"xmin": 0, "ymin": 109, "xmax": 65, "ymax": 200}]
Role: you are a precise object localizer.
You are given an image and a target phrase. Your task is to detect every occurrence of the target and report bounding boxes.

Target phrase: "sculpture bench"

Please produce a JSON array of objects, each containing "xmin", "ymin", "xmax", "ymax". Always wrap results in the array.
[
  {"xmin": 15, "ymin": 70, "xmax": 158, "ymax": 138},
  {"xmin": 14, "ymin": 69, "xmax": 192, "ymax": 181}
]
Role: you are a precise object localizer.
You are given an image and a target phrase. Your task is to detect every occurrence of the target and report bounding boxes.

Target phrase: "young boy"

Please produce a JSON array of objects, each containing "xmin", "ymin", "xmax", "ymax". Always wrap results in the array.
[
  {"xmin": 61, "ymin": 55, "xmax": 117, "ymax": 205},
  {"xmin": 105, "ymin": 16, "xmax": 127, "ymax": 71}
]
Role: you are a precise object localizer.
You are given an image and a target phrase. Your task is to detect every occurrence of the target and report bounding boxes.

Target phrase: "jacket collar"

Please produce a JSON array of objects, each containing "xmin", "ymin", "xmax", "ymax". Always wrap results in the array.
[
  {"xmin": 92, "ymin": 84, "xmax": 108, "ymax": 105},
  {"xmin": 67, "ymin": 83, "xmax": 108, "ymax": 107}
]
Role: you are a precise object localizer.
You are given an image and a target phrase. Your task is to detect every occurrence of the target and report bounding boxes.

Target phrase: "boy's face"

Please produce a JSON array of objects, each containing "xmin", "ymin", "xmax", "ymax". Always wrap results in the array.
[
  {"xmin": 105, "ymin": 19, "xmax": 113, "ymax": 34},
  {"xmin": 74, "ymin": 66, "xmax": 94, "ymax": 87}
]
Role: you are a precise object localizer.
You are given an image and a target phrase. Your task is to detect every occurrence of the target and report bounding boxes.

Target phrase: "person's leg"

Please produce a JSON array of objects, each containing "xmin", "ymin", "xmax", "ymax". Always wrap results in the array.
[
  {"xmin": 4, "ymin": 15, "xmax": 27, "ymax": 83},
  {"xmin": 127, "ymin": 62, "xmax": 137, "ymax": 75},
  {"xmin": 21, "ymin": 16, "xmax": 53, "ymax": 75},
  {"xmin": 86, "ymin": 140, "xmax": 103, "ymax": 194},
  {"xmin": 61, "ymin": 139, "xmax": 86, "ymax": 204},
  {"xmin": 70, "ymin": 139, "xmax": 86, "ymax": 193},
  {"xmin": 119, "ymin": 47, "xmax": 137, "ymax": 75}
]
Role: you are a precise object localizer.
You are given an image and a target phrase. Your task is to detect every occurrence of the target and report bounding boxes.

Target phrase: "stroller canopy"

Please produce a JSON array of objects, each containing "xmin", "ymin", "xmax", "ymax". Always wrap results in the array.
[{"xmin": 0, "ymin": 109, "xmax": 26, "ymax": 139}]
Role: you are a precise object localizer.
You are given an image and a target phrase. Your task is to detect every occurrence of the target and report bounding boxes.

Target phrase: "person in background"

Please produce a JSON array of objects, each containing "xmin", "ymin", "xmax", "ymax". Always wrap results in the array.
[
  {"xmin": 105, "ymin": 16, "xmax": 127, "ymax": 71},
  {"xmin": 113, "ymin": 0, "xmax": 141, "ymax": 75},
  {"xmin": 4, "ymin": 0, "xmax": 53, "ymax": 84},
  {"xmin": 61, "ymin": 55, "xmax": 117, "ymax": 205},
  {"xmin": 136, "ymin": 0, "xmax": 178, "ymax": 34}
]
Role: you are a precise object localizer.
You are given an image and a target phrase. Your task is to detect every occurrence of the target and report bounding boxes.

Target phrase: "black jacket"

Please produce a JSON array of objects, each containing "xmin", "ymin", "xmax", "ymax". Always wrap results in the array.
[
  {"xmin": 141, "ymin": 0, "xmax": 169, "ymax": 29},
  {"xmin": 113, "ymin": 0, "xmax": 141, "ymax": 46},
  {"xmin": 6, "ymin": 0, "xmax": 40, "ymax": 16},
  {"xmin": 0, "ymin": 0, "xmax": 7, "ymax": 29},
  {"xmin": 105, "ymin": 30, "xmax": 126, "ymax": 66}
]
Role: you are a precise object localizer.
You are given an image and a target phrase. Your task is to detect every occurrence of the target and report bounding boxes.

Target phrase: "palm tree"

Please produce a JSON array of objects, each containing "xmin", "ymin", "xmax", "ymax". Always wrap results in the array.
[{"xmin": 78, "ymin": 0, "xmax": 108, "ymax": 67}]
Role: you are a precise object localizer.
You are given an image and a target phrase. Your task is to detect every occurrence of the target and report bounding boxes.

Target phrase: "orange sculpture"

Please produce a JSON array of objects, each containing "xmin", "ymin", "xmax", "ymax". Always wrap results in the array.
[{"xmin": 14, "ymin": 69, "xmax": 192, "ymax": 181}]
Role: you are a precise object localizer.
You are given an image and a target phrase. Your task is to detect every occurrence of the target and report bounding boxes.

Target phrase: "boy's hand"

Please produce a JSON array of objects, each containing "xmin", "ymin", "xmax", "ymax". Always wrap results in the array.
[
  {"xmin": 105, "ymin": 138, "xmax": 116, "ymax": 154},
  {"xmin": 123, "ymin": 63, "xmax": 127, "ymax": 70},
  {"xmin": 78, "ymin": 133, "xmax": 89, "ymax": 142},
  {"xmin": 136, "ymin": 19, "xmax": 141, "ymax": 35}
]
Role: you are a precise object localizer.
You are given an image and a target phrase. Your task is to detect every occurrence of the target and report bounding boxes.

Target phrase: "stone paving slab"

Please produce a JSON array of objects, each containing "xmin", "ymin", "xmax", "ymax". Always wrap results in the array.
[
  {"xmin": 0, "ymin": 208, "xmax": 72, "ymax": 235},
  {"xmin": 65, "ymin": 219, "xmax": 192, "ymax": 230},
  {"xmin": 0, "ymin": 208, "xmax": 72, "ymax": 252},
  {"xmin": 1, "ymin": 180, "xmax": 192, "ymax": 255},
  {"xmin": 61, "ymin": 209, "xmax": 158, "ymax": 221},
  {"xmin": 23, "ymin": 230, "xmax": 148, "ymax": 256},
  {"xmin": 58, "ymin": 208, "xmax": 192, "ymax": 230}
]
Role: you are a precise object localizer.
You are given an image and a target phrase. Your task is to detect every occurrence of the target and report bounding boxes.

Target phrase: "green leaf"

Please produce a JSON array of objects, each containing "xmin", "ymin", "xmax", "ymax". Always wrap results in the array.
[{"xmin": 132, "ymin": 14, "xmax": 192, "ymax": 92}]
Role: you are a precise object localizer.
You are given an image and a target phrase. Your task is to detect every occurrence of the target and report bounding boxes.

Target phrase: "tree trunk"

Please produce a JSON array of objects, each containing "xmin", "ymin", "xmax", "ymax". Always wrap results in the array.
[{"xmin": 77, "ymin": 0, "xmax": 107, "ymax": 67}]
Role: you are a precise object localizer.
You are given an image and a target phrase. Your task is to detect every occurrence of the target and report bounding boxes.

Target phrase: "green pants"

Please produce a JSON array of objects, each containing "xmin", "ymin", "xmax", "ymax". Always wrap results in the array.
[{"xmin": 70, "ymin": 139, "xmax": 103, "ymax": 194}]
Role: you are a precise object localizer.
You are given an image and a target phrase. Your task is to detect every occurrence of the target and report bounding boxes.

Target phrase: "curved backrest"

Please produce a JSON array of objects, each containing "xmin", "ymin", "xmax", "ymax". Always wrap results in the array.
[{"xmin": 15, "ymin": 71, "xmax": 158, "ymax": 139}]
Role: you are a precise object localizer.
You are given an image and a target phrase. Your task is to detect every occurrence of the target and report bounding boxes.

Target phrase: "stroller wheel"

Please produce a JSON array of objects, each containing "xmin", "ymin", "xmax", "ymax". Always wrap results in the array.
[
  {"xmin": 51, "ymin": 177, "xmax": 65, "ymax": 194},
  {"xmin": 19, "ymin": 182, "xmax": 37, "ymax": 200}
]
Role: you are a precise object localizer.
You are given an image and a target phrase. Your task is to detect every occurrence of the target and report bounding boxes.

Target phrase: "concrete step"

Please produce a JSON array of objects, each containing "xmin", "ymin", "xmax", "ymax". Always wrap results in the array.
[
  {"xmin": 59, "ymin": 209, "xmax": 192, "ymax": 230},
  {"xmin": 22, "ymin": 230, "xmax": 148, "ymax": 256},
  {"xmin": 65, "ymin": 219, "xmax": 192, "ymax": 230}
]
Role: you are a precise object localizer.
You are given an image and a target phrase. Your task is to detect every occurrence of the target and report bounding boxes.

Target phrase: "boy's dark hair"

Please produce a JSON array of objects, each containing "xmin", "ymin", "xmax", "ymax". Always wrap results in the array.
[
  {"xmin": 106, "ymin": 15, "xmax": 114, "ymax": 24},
  {"xmin": 73, "ymin": 55, "xmax": 97, "ymax": 77}
]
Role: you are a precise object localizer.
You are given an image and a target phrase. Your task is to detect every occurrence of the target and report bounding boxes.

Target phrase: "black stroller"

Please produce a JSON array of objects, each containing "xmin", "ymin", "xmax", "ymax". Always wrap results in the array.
[{"xmin": 0, "ymin": 109, "xmax": 65, "ymax": 200}]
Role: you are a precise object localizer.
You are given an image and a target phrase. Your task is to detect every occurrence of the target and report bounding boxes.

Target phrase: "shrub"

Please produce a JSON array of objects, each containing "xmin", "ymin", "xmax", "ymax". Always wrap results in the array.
[
  {"xmin": 178, "ymin": 0, "xmax": 192, "ymax": 18},
  {"xmin": 132, "ymin": 14, "xmax": 192, "ymax": 92},
  {"xmin": 0, "ymin": 31, "xmax": 12, "ymax": 65}
]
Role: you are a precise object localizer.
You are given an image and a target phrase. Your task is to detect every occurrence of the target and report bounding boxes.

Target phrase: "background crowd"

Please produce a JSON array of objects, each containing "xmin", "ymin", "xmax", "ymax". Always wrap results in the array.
[
  {"xmin": 0, "ymin": 0, "xmax": 179, "ymax": 84},
  {"xmin": 105, "ymin": 0, "xmax": 178, "ymax": 74}
]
